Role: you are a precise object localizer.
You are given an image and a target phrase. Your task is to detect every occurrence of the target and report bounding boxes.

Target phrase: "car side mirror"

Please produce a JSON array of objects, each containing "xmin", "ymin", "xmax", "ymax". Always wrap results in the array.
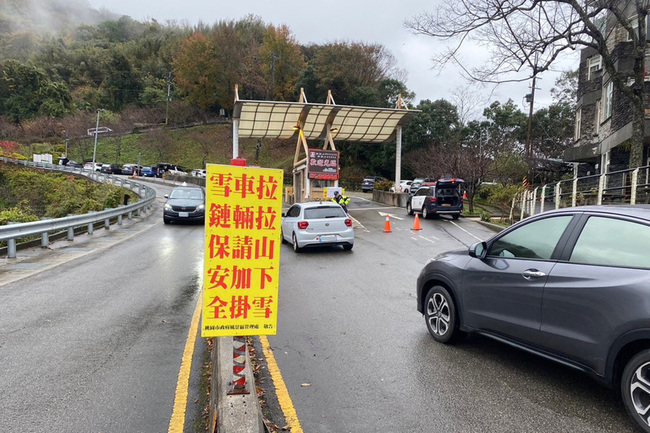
[
  {"xmin": 282, "ymin": 212, "xmax": 286, "ymax": 217},
  {"xmin": 469, "ymin": 241, "xmax": 487, "ymax": 259},
  {"xmin": 164, "ymin": 194, "xmax": 169, "ymax": 199}
]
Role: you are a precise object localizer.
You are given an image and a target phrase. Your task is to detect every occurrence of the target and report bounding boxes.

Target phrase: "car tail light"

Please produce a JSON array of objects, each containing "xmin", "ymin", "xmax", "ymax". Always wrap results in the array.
[
  {"xmin": 345, "ymin": 219, "xmax": 352, "ymax": 227},
  {"xmin": 430, "ymin": 197, "xmax": 437, "ymax": 202},
  {"xmin": 298, "ymin": 221, "xmax": 309, "ymax": 229}
]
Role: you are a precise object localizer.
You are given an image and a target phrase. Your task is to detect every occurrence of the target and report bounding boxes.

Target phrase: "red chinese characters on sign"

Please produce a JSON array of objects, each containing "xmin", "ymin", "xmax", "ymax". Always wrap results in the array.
[{"xmin": 308, "ymin": 148, "xmax": 339, "ymax": 180}]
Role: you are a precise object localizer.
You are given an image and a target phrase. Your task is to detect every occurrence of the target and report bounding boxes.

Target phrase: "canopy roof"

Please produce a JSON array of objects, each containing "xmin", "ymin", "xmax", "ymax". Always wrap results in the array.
[{"xmin": 233, "ymin": 100, "xmax": 419, "ymax": 143}]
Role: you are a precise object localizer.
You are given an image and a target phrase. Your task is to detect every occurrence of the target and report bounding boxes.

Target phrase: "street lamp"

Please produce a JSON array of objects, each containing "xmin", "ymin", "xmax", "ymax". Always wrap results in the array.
[{"xmin": 92, "ymin": 109, "xmax": 104, "ymax": 174}]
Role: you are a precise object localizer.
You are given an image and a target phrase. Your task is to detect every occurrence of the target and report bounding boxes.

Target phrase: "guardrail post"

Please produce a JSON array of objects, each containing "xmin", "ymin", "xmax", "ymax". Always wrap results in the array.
[
  {"xmin": 631, "ymin": 168, "xmax": 639, "ymax": 205},
  {"xmin": 67, "ymin": 215, "xmax": 75, "ymax": 241},
  {"xmin": 118, "ymin": 213, "xmax": 123, "ymax": 225},
  {"xmin": 128, "ymin": 210, "xmax": 133, "ymax": 220},
  {"xmin": 555, "ymin": 183, "xmax": 561, "ymax": 209},
  {"xmin": 41, "ymin": 218, "xmax": 52, "ymax": 247},
  {"xmin": 531, "ymin": 187, "xmax": 538, "ymax": 216},
  {"xmin": 104, "ymin": 217, "xmax": 110, "ymax": 230},
  {"xmin": 540, "ymin": 185, "xmax": 546, "ymax": 213},
  {"xmin": 88, "ymin": 221, "xmax": 94, "ymax": 235},
  {"xmin": 7, "ymin": 222, "xmax": 17, "ymax": 258}
]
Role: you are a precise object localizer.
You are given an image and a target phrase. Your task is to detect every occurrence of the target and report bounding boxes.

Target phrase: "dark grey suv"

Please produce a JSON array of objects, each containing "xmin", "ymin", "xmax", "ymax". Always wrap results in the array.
[{"xmin": 416, "ymin": 205, "xmax": 650, "ymax": 432}]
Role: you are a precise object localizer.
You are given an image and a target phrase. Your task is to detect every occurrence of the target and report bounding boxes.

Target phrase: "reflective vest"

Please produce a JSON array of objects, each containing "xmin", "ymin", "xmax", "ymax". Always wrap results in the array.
[{"xmin": 332, "ymin": 195, "xmax": 350, "ymax": 206}]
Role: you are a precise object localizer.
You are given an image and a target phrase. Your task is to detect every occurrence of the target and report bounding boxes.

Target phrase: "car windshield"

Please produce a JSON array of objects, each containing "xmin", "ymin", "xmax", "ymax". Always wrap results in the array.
[
  {"xmin": 170, "ymin": 188, "xmax": 203, "ymax": 200},
  {"xmin": 304, "ymin": 206, "xmax": 346, "ymax": 219}
]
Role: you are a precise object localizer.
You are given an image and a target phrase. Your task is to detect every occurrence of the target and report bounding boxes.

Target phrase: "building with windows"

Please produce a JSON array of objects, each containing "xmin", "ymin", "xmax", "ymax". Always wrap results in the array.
[{"xmin": 566, "ymin": 9, "xmax": 650, "ymax": 176}]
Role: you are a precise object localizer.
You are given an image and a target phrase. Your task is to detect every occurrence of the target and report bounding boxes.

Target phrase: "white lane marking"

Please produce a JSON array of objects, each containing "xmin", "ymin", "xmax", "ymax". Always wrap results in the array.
[
  {"xmin": 448, "ymin": 220, "xmax": 483, "ymax": 241},
  {"xmin": 378, "ymin": 211, "xmax": 404, "ymax": 221},
  {"xmin": 418, "ymin": 235, "xmax": 436, "ymax": 244}
]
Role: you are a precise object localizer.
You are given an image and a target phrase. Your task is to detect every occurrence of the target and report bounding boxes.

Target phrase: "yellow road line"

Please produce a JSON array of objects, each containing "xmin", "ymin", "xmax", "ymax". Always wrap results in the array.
[
  {"xmin": 168, "ymin": 295, "xmax": 202, "ymax": 433},
  {"xmin": 260, "ymin": 335, "xmax": 304, "ymax": 433}
]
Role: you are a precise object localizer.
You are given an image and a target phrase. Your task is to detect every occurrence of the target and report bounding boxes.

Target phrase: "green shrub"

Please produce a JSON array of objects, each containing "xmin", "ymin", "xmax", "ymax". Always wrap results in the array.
[
  {"xmin": 479, "ymin": 211, "xmax": 492, "ymax": 222},
  {"xmin": 374, "ymin": 180, "xmax": 393, "ymax": 191},
  {"xmin": 0, "ymin": 202, "xmax": 39, "ymax": 225}
]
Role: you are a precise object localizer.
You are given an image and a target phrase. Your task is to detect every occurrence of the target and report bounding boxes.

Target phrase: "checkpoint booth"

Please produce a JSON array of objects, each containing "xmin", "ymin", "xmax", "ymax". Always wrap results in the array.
[{"xmin": 232, "ymin": 86, "xmax": 420, "ymax": 203}]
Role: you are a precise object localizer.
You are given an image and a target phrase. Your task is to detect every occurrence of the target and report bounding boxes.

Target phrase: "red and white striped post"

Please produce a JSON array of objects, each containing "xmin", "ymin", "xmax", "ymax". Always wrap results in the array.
[
  {"xmin": 227, "ymin": 335, "xmax": 249, "ymax": 395},
  {"xmin": 226, "ymin": 156, "xmax": 250, "ymax": 395}
]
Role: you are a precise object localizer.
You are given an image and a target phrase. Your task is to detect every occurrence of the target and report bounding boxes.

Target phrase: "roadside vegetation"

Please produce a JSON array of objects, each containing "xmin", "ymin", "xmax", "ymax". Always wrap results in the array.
[
  {"xmin": 0, "ymin": 1, "xmax": 579, "ymax": 215},
  {"xmin": 0, "ymin": 164, "xmax": 134, "ymax": 222}
]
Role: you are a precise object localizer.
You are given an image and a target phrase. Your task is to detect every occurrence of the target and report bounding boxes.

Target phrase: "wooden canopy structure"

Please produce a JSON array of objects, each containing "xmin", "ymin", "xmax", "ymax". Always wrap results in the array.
[{"xmin": 232, "ymin": 86, "xmax": 420, "ymax": 201}]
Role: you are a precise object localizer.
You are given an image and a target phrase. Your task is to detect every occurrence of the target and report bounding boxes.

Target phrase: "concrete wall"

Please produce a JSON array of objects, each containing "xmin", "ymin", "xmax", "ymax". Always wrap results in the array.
[{"xmin": 372, "ymin": 190, "xmax": 409, "ymax": 207}]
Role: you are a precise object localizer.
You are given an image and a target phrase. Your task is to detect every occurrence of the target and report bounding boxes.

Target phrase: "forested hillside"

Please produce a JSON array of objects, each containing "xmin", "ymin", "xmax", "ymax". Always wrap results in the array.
[{"xmin": 0, "ymin": 0, "xmax": 577, "ymax": 194}]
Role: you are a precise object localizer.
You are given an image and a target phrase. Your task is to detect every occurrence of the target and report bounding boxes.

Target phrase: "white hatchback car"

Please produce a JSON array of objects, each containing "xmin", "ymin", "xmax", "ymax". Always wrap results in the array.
[{"xmin": 281, "ymin": 202, "xmax": 354, "ymax": 252}]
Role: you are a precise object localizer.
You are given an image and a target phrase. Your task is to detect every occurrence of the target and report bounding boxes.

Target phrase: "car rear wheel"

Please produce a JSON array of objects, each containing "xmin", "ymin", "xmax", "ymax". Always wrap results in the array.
[
  {"xmin": 343, "ymin": 244, "xmax": 353, "ymax": 251},
  {"xmin": 292, "ymin": 233, "xmax": 302, "ymax": 253},
  {"xmin": 424, "ymin": 286, "xmax": 462, "ymax": 344},
  {"xmin": 407, "ymin": 202, "xmax": 414, "ymax": 215},
  {"xmin": 422, "ymin": 206, "xmax": 430, "ymax": 219},
  {"xmin": 621, "ymin": 350, "xmax": 650, "ymax": 433},
  {"xmin": 452, "ymin": 214, "xmax": 459, "ymax": 220}
]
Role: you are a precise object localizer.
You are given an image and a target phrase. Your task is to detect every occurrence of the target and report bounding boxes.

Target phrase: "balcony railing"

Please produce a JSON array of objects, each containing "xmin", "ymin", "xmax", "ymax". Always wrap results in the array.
[{"xmin": 518, "ymin": 165, "xmax": 650, "ymax": 219}]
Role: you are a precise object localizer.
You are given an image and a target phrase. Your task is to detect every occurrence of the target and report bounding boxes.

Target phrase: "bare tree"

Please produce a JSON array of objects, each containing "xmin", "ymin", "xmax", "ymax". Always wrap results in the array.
[{"xmin": 406, "ymin": 0, "xmax": 650, "ymax": 167}]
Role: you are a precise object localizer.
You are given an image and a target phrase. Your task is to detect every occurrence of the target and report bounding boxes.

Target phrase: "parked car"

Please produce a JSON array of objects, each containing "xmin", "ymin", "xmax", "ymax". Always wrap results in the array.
[
  {"xmin": 416, "ymin": 204, "xmax": 650, "ymax": 433},
  {"xmin": 163, "ymin": 184, "xmax": 205, "ymax": 224},
  {"xmin": 121, "ymin": 164, "xmax": 134, "ymax": 175},
  {"xmin": 65, "ymin": 160, "xmax": 83, "ymax": 168},
  {"xmin": 410, "ymin": 178, "xmax": 426, "ymax": 193},
  {"xmin": 281, "ymin": 201, "xmax": 354, "ymax": 252},
  {"xmin": 83, "ymin": 162, "xmax": 103, "ymax": 171},
  {"xmin": 141, "ymin": 166, "xmax": 159, "ymax": 177},
  {"xmin": 361, "ymin": 176, "xmax": 385, "ymax": 193},
  {"xmin": 100, "ymin": 163, "xmax": 122, "ymax": 175},
  {"xmin": 167, "ymin": 166, "xmax": 187, "ymax": 176},
  {"xmin": 390, "ymin": 180, "xmax": 413, "ymax": 193},
  {"xmin": 191, "ymin": 169, "xmax": 206, "ymax": 178},
  {"xmin": 406, "ymin": 178, "xmax": 464, "ymax": 219}
]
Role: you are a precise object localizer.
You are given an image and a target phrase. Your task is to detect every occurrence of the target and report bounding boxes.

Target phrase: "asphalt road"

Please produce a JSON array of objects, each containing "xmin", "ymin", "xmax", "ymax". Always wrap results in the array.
[
  {"xmin": 257, "ymin": 192, "xmax": 637, "ymax": 433},
  {"xmin": 0, "ymin": 186, "xmax": 639, "ymax": 432},
  {"xmin": 0, "ymin": 181, "xmax": 207, "ymax": 433}
]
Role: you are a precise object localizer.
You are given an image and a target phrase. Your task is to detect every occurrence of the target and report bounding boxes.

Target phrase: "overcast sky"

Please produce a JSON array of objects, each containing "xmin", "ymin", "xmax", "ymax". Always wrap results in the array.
[{"xmin": 86, "ymin": 0, "xmax": 580, "ymax": 119}]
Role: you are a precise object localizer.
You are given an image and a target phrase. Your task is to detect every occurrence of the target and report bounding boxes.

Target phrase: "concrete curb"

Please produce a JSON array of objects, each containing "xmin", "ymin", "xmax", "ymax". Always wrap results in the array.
[{"xmin": 210, "ymin": 337, "xmax": 266, "ymax": 433}]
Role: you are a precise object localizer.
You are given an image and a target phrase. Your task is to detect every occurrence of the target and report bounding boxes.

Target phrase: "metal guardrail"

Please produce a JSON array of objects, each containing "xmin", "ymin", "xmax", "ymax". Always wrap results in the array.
[
  {"xmin": 518, "ymin": 165, "xmax": 650, "ymax": 219},
  {"xmin": 0, "ymin": 158, "xmax": 157, "ymax": 258}
]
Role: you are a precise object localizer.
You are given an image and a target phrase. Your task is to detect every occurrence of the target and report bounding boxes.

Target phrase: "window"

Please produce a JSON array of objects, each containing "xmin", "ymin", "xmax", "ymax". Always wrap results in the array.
[
  {"xmin": 489, "ymin": 216, "xmax": 573, "ymax": 260},
  {"xmin": 570, "ymin": 217, "xmax": 650, "ymax": 268},
  {"xmin": 304, "ymin": 206, "xmax": 346, "ymax": 219},
  {"xmin": 587, "ymin": 55, "xmax": 602, "ymax": 80},
  {"xmin": 626, "ymin": 15, "xmax": 646, "ymax": 41},
  {"xmin": 601, "ymin": 81, "xmax": 613, "ymax": 122},
  {"xmin": 574, "ymin": 108, "xmax": 582, "ymax": 141}
]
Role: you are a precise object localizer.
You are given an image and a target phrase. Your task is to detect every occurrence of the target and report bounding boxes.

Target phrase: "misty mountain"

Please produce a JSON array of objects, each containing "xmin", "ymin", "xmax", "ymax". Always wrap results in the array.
[{"xmin": 0, "ymin": 0, "xmax": 117, "ymax": 35}]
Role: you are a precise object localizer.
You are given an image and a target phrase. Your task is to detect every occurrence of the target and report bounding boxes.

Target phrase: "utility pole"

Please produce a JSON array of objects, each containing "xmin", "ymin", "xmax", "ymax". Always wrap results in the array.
[
  {"xmin": 165, "ymin": 72, "xmax": 172, "ymax": 125},
  {"xmin": 268, "ymin": 51, "xmax": 278, "ymax": 100},
  {"xmin": 525, "ymin": 74, "xmax": 539, "ymax": 183}
]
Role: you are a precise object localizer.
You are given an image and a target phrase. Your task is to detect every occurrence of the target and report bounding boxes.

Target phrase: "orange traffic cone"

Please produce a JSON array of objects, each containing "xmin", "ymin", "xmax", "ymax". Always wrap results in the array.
[
  {"xmin": 462, "ymin": 191, "xmax": 467, "ymax": 200},
  {"xmin": 383, "ymin": 215, "xmax": 392, "ymax": 233},
  {"xmin": 412, "ymin": 213, "xmax": 421, "ymax": 231},
  {"xmin": 132, "ymin": 170, "xmax": 136, "ymax": 178}
]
